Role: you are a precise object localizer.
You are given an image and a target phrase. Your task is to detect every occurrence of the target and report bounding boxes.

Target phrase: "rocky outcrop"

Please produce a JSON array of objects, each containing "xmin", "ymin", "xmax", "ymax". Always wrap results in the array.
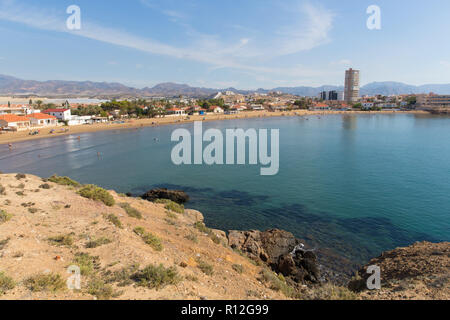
[
  {"xmin": 228, "ymin": 229, "xmax": 321, "ymax": 284},
  {"xmin": 348, "ymin": 241, "xmax": 450, "ymax": 300},
  {"xmin": 141, "ymin": 188, "xmax": 189, "ymax": 204}
]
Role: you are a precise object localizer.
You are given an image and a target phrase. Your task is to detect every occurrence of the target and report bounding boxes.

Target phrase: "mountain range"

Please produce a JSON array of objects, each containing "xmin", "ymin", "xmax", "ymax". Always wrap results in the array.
[{"xmin": 1, "ymin": 74, "xmax": 450, "ymax": 98}]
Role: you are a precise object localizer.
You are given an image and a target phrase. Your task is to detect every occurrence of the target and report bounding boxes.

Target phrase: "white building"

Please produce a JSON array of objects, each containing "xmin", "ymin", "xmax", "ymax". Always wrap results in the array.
[
  {"xmin": 167, "ymin": 108, "xmax": 186, "ymax": 116},
  {"xmin": 209, "ymin": 106, "xmax": 224, "ymax": 113},
  {"xmin": 0, "ymin": 114, "xmax": 31, "ymax": 131},
  {"xmin": 67, "ymin": 115, "xmax": 93, "ymax": 126},
  {"xmin": 27, "ymin": 113, "xmax": 58, "ymax": 127},
  {"xmin": 43, "ymin": 108, "xmax": 72, "ymax": 121}
]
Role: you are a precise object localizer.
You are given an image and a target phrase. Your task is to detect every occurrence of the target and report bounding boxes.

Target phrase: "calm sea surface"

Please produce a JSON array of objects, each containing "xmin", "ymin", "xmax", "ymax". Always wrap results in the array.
[{"xmin": 1, "ymin": 114, "xmax": 449, "ymax": 264}]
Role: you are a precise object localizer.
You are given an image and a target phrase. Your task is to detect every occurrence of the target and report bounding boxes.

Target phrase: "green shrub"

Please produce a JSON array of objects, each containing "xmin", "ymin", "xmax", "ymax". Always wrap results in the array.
[
  {"xmin": 164, "ymin": 218, "xmax": 176, "ymax": 225},
  {"xmin": 48, "ymin": 175, "xmax": 80, "ymax": 187},
  {"xmin": 232, "ymin": 264, "xmax": 244, "ymax": 274},
  {"xmin": 0, "ymin": 238, "xmax": 10, "ymax": 250},
  {"xmin": 184, "ymin": 233, "xmax": 198, "ymax": 243},
  {"xmin": 133, "ymin": 227, "xmax": 163, "ymax": 251},
  {"xmin": 196, "ymin": 259, "xmax": 214, "ymax": 276},
  {"xmin": 302, "ymin": 283, "xmax": 359, "ymax": 300},
  {"xmin": 71, "ymin": 252, "xmax": 100, "ymax": 276},
  {"xmin": 106, "ymin": 214, "xmax": 123, "ymax": 229},
  {"xmin": 78, "ymin": 185, "xmax": 115, "ymax": 206},
  {"xmin": 47, "ymin": 234, "xmax": 74, "ymax": 247},
  {"xmin": 87, "ymin": 277, "xmax": 121, "ymax": 300},
  {"xmin": 104, "ymin": 264, "xmax": 140, "ymax": 287},
  {"xmin": 184, "ymin": 274, "xmax": 198, "ymax": 282},
  {"xmin": 0, "ymin": 271, "xmax": 15, "ymax": 295},
  {"xmin": 194, "ymin": 221, "xmax": 221, "ymax": 244},
  {"xmin": 193, "ymin": 221, "xmax": 209, "ymax": 233},
  {"xmin": 155, "ymin": 199, "xmax": 184, "ymax": 214},
  {"xmin": 28, "ymin": 208, "xmax": 38, "ymax": 213},
  {"xmin": 85, "ymin": 237, "xmax": 112, "ymax": 248},
  {"xmin": 0, "ymin": 210, "xmax": 12, "ymax": 224},
  {"xmin": 15, "ymin": 191, "xmax": 24, "ymax": 196},
  {"xmin": 132, "ymin": 264, "xmax": 180, "ymax": 290},
  {"xmin": 15, "ymin": 173, "xmax": 26, "ymax": 180},
  {"xmin": 166, "ymin": 211, "xmax": 178, "ymax": 219},
  {"xmin": 39, "ymin": 183, "xmax": 51, "ymax": 189},
  {"xmin": 0, "ymin": 184, "xmax": 5, "ymax": 195},
  {"xmin": 24, "ymin": 273, "xmax": 66, "ymax": 292},
  {"xmin": 118, "ymin": 203, "xmax": 142, "ymax": 219},
  {"xmin": 258, "ymin": 269, "xmax": 299, "ymax": 298}
]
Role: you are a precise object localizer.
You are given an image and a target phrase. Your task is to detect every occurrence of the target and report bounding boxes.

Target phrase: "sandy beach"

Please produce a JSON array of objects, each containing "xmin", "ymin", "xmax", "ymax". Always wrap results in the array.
[{"xmin": 0, "ymin": 109, "xmax": 427, "ymax": 145}]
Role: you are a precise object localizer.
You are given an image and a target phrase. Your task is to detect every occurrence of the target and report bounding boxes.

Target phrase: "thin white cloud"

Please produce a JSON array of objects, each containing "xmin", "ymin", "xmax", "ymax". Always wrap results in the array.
[
  {"xmin": 440, "ymin": 61, "xmax": 450, "ymax": 68},
  {"xmin": 331, "ymin": 59, "xmax": 352, "ymax": 66},
  {"xmin": 274, "ymin": 2, "xmax": 334, "ymax": 56},
  {"xmin": 0, "ymin": 0, "xmax": 334, "ymax": 79}
]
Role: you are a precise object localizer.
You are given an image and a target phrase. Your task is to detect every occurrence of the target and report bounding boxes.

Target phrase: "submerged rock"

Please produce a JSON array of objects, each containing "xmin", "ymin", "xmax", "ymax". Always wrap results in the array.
[{"xmin": 141, "ymin": 188, "xmax": 189, "ymax": 204}]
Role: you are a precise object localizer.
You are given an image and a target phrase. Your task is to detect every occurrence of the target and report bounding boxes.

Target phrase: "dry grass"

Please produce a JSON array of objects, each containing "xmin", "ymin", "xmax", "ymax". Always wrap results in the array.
[
  {"xmin": 24, "ymin": 273, "xmax": 66, "ymax": 292},
  {"xmin": 85, "ymin": 237, "xmax": 112, "ymax": 249},
  {"xmin": 71, "ymin": 252, "xmax": 101, "ymax": 276},
  {"xmin": 0, "ymin": 210, "xmax": 13, "ymax": 224},
  {"xmin": 47, "ymin": 234, "xmax": 74, "ymax": 247},
  {"xmin": 105, "ymin": 213, "xmax": 123, "ymax": 229},
  {"xmin": 155, "ymin": 199, "xmax": 184, "ymax": 214},
  {"xmin": 196, "ymin": 259, "xmax": 214, "ymax": 276},
  {"xmin": 0, "ymin": 271, "xmax": 15, "ymax": 295},
  {"xmin": 133, "ymin": 227, "xmax": 163, "ymax": 251},
  {"xmin": 119, "ymin": 202, "xmax": 142, "ymax": 219}
]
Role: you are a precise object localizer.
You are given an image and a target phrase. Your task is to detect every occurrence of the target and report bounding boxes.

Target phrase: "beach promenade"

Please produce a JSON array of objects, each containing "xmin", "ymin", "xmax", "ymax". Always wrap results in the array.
[{"xmin": 0, "ymin": 110, "xmax": 426, "ymax": 145}]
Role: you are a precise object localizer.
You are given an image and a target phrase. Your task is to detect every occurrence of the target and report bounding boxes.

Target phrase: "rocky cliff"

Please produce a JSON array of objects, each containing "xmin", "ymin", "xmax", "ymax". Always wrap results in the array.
[{"xmin": 0, "ymin": 173, "xmax": 448, "ymax": 300}]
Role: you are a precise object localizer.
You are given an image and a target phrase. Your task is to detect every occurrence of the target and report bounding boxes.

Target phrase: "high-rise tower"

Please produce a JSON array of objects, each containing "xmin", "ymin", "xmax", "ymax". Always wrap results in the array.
[{"xmin": 344, "ymin": 68, "xmax": 360, "ymax": 104}]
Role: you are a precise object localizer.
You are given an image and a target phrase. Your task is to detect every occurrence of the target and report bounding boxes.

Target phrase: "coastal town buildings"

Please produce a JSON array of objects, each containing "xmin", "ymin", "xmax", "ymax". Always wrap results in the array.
[
  {"xmin": 27, "ymin": 113, "xmax": 58, "ymax": 127},
  {"xmin": 416, "ymin": 93, "xmax": 450, "ymax": 108},
  {"xmin": 209, "ymin": 106, "xmax": 224, "ymax": 113},
  {"xmin": 0, "ymin": 104, "xmax": 36, "ymax": 116},
  {"xmin": 43, "ymin": 108, "xmax": 71, "ymax": 121},
  {"xmin": 344, "ymin": 68, "xmax": 360, "ymax": 104},
  {"xmin": 0, "ymin": 114, "xmax": 31, "ymax": 131},
  {"xmin": 167, "ymin": 108, "xmax": 186, "ymax": 116}
]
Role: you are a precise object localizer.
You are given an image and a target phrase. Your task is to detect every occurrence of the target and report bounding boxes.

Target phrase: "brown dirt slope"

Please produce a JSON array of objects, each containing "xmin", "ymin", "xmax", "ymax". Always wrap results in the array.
[
  {"xmin": 351, "ymin": 242, "xmax": 449, "ymax": 300},
  {"xmin": 0, "ymin": 173, "xmax": 285, "ymax": 300}
]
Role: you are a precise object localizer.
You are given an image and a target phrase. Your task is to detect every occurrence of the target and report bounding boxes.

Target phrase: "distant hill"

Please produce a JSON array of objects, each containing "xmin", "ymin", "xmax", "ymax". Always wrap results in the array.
[
  {"xmin": 271, "ymin": 85, "xmax": 344, "ymax": 96},
  {"xmin": 1, "ymin": 74, "xmax": 450, "ymax": 98},
  {"xmin": 359, "ymin": 82, "xmax": 450, "ymax": 96}
]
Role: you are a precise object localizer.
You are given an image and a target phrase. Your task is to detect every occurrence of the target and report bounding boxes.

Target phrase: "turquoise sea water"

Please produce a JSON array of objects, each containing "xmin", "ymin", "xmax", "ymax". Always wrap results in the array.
[{"xmin": 1, "ymin": 114, "xmax": 449, "ymax": 264}]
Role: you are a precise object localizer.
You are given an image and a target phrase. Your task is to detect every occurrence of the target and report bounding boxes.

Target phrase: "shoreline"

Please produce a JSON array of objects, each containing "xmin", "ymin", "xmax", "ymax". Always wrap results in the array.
[
  {"xmin": 0, "ymin": 172, "xmax": 447, "ymax": 300},
  {"xmin": 0, "ymin": 110, "xmax": 428, "ymax": 145}
]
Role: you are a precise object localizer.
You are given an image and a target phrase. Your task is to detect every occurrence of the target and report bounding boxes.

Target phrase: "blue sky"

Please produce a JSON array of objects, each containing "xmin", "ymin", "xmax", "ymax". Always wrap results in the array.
[{"xmin": 0, "ymin": 0, "xmax": 449, "ymax": 89}]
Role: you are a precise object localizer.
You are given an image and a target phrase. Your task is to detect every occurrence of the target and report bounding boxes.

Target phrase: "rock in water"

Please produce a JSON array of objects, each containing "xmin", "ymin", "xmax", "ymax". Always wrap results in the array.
[
  {"xmin": 141, "ymin": 188, "xmax": 189, "ymax": 204},
  {"xmin": 228, "ymin": 228, "xmax": 321, "ymax": 284}
]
